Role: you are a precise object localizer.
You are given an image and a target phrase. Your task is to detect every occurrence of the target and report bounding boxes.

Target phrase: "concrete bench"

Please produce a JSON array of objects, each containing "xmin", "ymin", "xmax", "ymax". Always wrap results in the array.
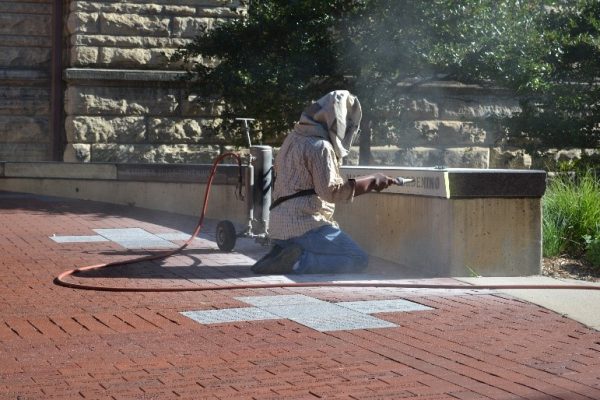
[{"xmin": 338, "ymin": 166, "xmax": 546, "ymax": 277}]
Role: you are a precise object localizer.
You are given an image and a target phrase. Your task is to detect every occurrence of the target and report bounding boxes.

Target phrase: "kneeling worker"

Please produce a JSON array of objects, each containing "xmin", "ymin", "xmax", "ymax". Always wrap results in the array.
[{"xmin": 252, "ymin": 90, "xmax": 397, "ymax": 275}]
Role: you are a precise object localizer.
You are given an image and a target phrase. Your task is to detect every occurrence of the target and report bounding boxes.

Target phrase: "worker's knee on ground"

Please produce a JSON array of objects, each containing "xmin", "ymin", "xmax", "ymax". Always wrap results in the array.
[{"xmin": 294, "ymin": 248, "xmax": 368, "ymax": 274}]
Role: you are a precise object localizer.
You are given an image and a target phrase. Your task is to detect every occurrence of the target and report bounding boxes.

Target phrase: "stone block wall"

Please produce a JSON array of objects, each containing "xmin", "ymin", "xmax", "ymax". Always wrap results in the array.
[
  {"xmin": 0, "ymin": 0, "xmax": 594, "ymax": 168},
  {"xmin": 346, "ymin": 83, "xmax": 532, "ymax": 169},
  {"xmin": 61, "ymin": 0, "xmax": 539, "ymax": 167},
  {"xmin": 63, "ymin": 0, "xmax": 245, "ymax": 163},
  {"xmin": 67, "ymin": 0, "xmax": 243, "ymax": 70},
  {"xmin": 63, "ymin": 69, "xmax": 228, "ymax": 163},
  {"xmin": 0, "ymin": 0, "xmax": 53, "ymax": 161}
]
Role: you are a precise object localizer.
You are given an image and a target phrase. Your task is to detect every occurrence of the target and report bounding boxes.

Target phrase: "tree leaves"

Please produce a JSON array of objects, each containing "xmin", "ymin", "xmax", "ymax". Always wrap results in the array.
[{"xmin": 174, "ymin": 0, "xmax": 600, "ymax": 153}]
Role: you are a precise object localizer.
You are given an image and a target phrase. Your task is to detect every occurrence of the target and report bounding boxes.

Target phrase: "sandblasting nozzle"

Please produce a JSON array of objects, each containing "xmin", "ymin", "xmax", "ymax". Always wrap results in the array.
[{"xmin": 393, "ymin": 177, "xmax": 414, "ymax": 186}]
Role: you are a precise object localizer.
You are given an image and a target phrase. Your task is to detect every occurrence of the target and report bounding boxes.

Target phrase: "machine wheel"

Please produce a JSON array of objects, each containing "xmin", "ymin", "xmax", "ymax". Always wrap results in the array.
[{"xmin": 216, "ymin": 220, "xmax": 237, "ymax": 252}]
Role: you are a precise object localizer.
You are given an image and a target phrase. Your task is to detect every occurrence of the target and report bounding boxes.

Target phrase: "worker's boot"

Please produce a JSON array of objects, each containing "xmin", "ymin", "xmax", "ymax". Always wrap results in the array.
[{"xmin": 251, "ymin": 244, "xmax": 303, "ymax": 274}]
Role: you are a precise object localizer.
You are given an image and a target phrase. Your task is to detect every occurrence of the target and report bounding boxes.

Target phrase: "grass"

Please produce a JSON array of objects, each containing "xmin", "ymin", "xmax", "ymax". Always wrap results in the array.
[{"xmin": 542, "ymin": 170, "xmax": 600, "ymax": 265}]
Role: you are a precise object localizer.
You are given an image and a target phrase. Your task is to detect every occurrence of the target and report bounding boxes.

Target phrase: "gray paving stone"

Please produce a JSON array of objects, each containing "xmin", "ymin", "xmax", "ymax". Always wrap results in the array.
[
  {"xmin": 261, "ymin": 303, "xmax": 351, "ymax": 318},
  {"xmin": 156, "ymin": 232, "xmax": 198, "ymax": 241},
  {"xmin": 93, "ymin": 228, "xmax": 178, "ymax": 249},
  {"xmin": 181, "ymin": 295, "xmax": 441, "ymax": 332},
  {"xmin": 264, "ymin": 303, "xmax": 398, "ymax": 331},
  {"xmin": 337, "ymin": 299, "xmax": 433, "ymax": 313},
  {"xmin": 289, "ymin": 313, "xmax": 397, "ymax": 332},
  {"xmin": 236, "ymin": 294, "xmax": 325, "ymax": 307}
]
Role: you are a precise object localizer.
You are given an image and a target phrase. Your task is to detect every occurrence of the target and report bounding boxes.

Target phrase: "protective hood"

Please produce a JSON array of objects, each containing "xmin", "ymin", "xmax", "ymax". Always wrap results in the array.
[{"xmin": 293, "ymin": 90, "xmax": 362, "ymax": 161}]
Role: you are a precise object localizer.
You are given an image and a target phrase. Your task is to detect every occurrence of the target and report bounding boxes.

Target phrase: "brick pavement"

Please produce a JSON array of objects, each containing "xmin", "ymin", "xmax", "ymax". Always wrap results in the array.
[{"xmin": 1, "ymin": 191, "xmax": 599, "ymax": 400}]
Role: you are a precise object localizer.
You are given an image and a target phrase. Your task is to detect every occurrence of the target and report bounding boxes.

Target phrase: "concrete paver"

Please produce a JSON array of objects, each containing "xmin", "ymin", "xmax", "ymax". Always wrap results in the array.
[{"xmin": 1, "ymin": 191, "xmax": 599, "ymax": 400}]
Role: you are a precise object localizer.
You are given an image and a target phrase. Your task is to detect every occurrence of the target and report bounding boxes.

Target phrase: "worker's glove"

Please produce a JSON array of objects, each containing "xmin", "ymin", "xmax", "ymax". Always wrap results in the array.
[{"xmin": 350, "ymin": 173, "xmax": 395, "ymax": 196}]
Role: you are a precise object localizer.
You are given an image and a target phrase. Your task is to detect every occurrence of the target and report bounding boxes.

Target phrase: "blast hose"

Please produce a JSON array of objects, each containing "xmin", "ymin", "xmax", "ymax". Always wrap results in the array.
[{"xmin": 54, "ymin": 153, "xmax": 599, "ymax": 293}]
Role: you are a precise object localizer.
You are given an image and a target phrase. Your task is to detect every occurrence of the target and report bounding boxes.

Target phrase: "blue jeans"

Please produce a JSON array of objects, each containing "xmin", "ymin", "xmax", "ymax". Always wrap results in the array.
[{"xmin": 273, "ymin": 225, "xmax": 369, "ymax": 274}]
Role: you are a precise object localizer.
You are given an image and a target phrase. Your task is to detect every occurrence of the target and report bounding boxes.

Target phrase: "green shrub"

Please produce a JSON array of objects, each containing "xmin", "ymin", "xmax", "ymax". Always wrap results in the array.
[
  {"xmin": 543, "ymin": 215, "xmax": 566, "ymax": 257},
  {"xmin": 543, "ymin": 171, "xmax": 600, "ymax": 258},
  {"xmin": 583, "ymin": 234, "xmax": 600, "ymax": 267}
]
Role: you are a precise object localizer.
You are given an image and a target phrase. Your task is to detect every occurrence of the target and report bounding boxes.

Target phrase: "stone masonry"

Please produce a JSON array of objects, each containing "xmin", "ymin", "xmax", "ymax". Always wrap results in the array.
[
  {"xmin": 0, "ymin": 0, "xmax": 53, "ymax": 161},
  {"xmin": 63, "ymin": 0, "xmax": 245, "ymax": 163},
  {"xmin": 0, "ymin": 0, "xmax": 594, "ymax": 168},
  {"xmin": 345, "ymin": 83, "xmax": 531, "ymax": 169}
]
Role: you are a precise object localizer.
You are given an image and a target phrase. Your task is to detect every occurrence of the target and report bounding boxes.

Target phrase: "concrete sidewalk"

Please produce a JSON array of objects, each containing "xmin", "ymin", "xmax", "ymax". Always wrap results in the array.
[
  {"xmin": 1, "ymin": 191, "xmax": 599, "ymax": 400},
  {"xmin": 459, "ymin": 277, "xmax": 600, "ymax": 331}
]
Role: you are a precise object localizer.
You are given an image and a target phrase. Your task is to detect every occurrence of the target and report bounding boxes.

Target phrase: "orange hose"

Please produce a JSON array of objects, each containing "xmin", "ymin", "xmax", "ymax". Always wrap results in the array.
[
  {"xmin": 54, "ymin": 151, "xmax": 241, "ymax": 290},
  {"xmin": 54, "ymin": 153, "xmax": 600, "ymax": 293}
]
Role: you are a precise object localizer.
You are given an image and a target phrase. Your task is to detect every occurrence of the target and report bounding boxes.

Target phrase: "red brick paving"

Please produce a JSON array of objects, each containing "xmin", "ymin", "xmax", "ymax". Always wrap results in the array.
[{"xmin": 1, "ymin": 191, "xmax": 599, "ymax": 399}]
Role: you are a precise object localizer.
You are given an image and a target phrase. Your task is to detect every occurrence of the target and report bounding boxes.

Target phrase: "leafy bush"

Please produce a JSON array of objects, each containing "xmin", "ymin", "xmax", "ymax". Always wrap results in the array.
[
  {"xmin": 543, "ymin": 171, "xmax": 600, "ymax": 258},
  {"xmin": 174, "ymin": 0, "xmax": 600, "ymax": 161},
  {"xmin": 583, "ymin": 234, "xmax": 600, "ymax": 267}
]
